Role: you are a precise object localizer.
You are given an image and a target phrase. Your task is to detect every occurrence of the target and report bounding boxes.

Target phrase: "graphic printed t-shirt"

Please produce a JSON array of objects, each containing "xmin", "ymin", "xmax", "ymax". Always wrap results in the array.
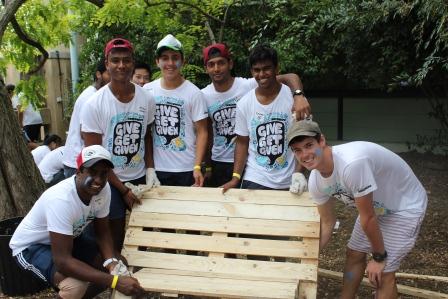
[
  {"xmin": 38, "ymin": 146, "xmax": 64, "ymax": 183},
  {"xmin": 63, "ymin": 85, "xmax": 97, "ymax": 168},
  {"xmin": 81, "ymin": 84, "xmax": 156, "ymax": 181},
  {"xmin": 235, "ymin": 84, "xmax": 296, "ymax": 189},
  {"xmin": 202, "ymin": 77, "xmax": 257, "ymax": 162},
  {"xmin": 144, "ymin": 79, "xmax": 208, "ymax": 172},
  {"xmin": 308, "ymin": 142, "xmax": 428, "ymax": 217},
  {"xmin": 10, "ymin": 177, "xmax": 110, "ymax": 256}
]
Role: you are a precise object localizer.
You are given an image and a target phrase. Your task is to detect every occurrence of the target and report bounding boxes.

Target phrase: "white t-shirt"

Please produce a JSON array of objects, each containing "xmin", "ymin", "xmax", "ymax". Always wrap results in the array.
[
  {"xmin": 309, "ymin": 142, "xmax": 427, "ymax": 217},
  {"xmin": 143, "ymin": 79, "xmax": 208, "ymax": 172},
  {"xmin": 10, "ymin": 176, "xmax": 111, "ymax": 256},
  {"xmin": 235, "ymin": 84, "xmax": 296, "ymax": 189},
  {"xmin": 31, "ymin": 145, "xmax": 51, "ymax": 165},
  {"xmin": 81, "ymin": 84, "xmax": 156, "ymax": 181},
  {"xmin": 63, "ymin": 86, "xmax": 97, "ymax": 168},
  {"xmin": 11, "ymin": 93, "xmax": 43, "ymax": 126},
  {"xmin": 38, "ymin": 146, "xmax": 65, "ymax": 183},
  {"xmin": 202, "ymin": 77, "xmax": 257, "ymax": 162}
]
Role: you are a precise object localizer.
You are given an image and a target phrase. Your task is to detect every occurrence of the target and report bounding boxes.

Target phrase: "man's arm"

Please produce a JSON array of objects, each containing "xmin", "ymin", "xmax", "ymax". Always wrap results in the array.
[
  {"xmin": 355, "ymin": 192, "xmax": 386, "ymax": 288},
  {"xmin": 193, "ymin": 118, "xmax": 208, "ymax": 187},
  {"xmin": 204, "ymin": 118, "xmax": 214, "ymax": 180},
  {"xmin": 50, "ymin": 231, "xmax": 143, "ymax": 295},
  {"xmin": 277, "ymin": 73, "xmax": 311, "ymax": 120},
  {"xmin": 83, "ymin": 132, "xmax": 141, "ymax": 208},
  {"xmin": 221, "ymin": 135, "xmax": 248, "ymax": 193},
  {"xmin": 317, "ymin": 198, "xmax": 337, "ymax": 250},
  {"xmin": 144, "ymin": 125, "xmax": 155, "ymax": 169}
]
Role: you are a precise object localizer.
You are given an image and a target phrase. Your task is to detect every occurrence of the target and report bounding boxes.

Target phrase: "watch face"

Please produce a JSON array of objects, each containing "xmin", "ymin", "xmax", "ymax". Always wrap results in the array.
[{"xmin": 293, "ymin": 90, "xmax": 303, "ymax": 96}]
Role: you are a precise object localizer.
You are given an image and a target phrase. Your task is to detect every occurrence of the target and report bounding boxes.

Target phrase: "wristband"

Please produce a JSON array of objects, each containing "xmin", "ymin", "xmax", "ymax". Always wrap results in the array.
[
  {"xmin": 193, "ymin": 165, "xmax": 201, "ymax": 171},
  {"xmin": 103, "ymin": 257, "xmax": 119, "ymax": 268},
  {"xmin": 205, "ymin": 167, "xmax": 212, "ymax": 172},
  {"xmin": 232, "ymin": 172, "xmax": 241, "ymax": 180},
  {"xmin": 111, "ymin": 275, "xmax": 119, "ymax": 289}
]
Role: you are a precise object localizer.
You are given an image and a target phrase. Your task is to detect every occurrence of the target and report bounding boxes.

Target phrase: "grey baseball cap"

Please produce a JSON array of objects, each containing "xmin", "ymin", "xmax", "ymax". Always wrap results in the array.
[{"xmin": 287, "ymin": 119, "xmax": 322, "ymax": 146}]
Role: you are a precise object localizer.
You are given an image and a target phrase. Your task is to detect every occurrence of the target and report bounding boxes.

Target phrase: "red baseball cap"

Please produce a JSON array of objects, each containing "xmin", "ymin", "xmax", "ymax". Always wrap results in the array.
[
  {"xmin": 76, "ymin": 145, "xmax": 114, "ymax": 170},
  {"xmin": 104, "ymin": 38, "xmax": 134, "ymax": 57},
  {"xmin": 202, "ymin": 43, "xmax": 230, "ymax": 65}
]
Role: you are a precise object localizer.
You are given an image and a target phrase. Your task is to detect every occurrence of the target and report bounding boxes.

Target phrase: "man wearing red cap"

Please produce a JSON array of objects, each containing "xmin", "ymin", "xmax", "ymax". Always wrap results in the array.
[
  {"xmin": 202, "ymin": 43, "xmax": 311, "ymax": 188},
  {"xmin": 10, "ymin": 145, "xmax": 144, "ymax": 298},
  {"xmin": 81, "ymin": 38, "xmax": 158, "ymax": 252}
]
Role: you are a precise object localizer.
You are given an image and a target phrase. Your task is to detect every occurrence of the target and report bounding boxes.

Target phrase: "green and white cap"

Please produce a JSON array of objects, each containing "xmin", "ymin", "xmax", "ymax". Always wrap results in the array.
[{"xmin": 156, "ymin": 34, "xmax": 183, "ymax": 56}]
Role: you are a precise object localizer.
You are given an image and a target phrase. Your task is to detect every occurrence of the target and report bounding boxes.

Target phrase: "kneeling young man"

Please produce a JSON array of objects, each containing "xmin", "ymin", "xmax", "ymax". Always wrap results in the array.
[
  {"xmin": 287, "ymin": 120, "xmax": 427, "ymax": 298},
  {"xmin": 10, "ymin": 145, "xmax": 144, "ymax": 298}
]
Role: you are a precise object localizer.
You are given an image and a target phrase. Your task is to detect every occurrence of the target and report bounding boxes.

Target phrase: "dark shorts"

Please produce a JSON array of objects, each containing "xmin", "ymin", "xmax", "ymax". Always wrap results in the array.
[
  {"xmin": 207, "ymin": 160, "xmax": 234, "ymax": 187},
  {"xmin": 109, "ymin": 176, "xmax": 146, "ymax": 219},
  {"xmin": 23, "ymin": 124, "xmax": 42, "ymax": 142},
  {"xmin": 156, "ymin": 171, "xmax": 194, "ymax": 187},
  {"xmin": 241, "ymin": 180, "xmax": 273, "ymax": 190},
  {"xmin": 47, "ymin": 169, "xmax": 65, "ymax": 187},
  {"xmin": 63, "ymin": 165, "xmax": 77, "ymax": 178},
  {"xmin": 14, "ymin": 231, "xmax": 99, "ymax": 285}
]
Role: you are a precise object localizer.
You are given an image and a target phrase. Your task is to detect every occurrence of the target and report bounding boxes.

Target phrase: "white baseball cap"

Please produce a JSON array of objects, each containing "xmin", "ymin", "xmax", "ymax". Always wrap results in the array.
[
  {"xmin": 76, "ymin": 145, "xmax": 114, "ymax": 170},
  {"xmin": 156, "ymin": 34, "xmax": 183, "ymax": 56}
]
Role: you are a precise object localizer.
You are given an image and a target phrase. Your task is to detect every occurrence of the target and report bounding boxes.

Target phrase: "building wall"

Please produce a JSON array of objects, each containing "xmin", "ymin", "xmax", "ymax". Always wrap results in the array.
[{"xmin": 311, "ymin": 96, "xmax": 443, "ymax": 152}]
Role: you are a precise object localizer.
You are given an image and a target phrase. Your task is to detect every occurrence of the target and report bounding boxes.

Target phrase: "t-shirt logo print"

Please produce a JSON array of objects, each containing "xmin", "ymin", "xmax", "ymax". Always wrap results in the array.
[
  {"xmin": 256, "ymin": 120, "xmax": 285, "ymax": 166},
  {"xmin": 113, "ymin": 120, "xmax": 142, "ymax": 164},
  {"xmin": 213, "ymin": 104, "xmax": 236, "ymax": 146},
  {"xmin": 155, "ymin": 103, "xmax": 180, "ymax": 145}
]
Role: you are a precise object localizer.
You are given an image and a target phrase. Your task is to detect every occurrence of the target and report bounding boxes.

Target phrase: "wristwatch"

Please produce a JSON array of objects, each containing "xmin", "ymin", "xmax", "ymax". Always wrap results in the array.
[
  {"xmin": 371, "ymin": 250, "xmax": 388, "ymax": 262},
  {"xmin": 103, "ymin": 257, "xmax": 119, "ymax": 268},
  {"xmin": 293, "ymin": 89, "xmax": 305, "ymax": 97}
]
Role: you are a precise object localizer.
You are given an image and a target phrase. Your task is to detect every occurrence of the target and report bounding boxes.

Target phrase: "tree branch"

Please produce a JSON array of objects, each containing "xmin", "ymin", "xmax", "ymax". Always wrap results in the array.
[
  {"xmin": 218, "ymin": 2, "xmax": 233, "ymax": 43},
  {"xmin": 0, "ymin": 0, "xmax": 27, "ymax": 43},
  {"xmin": 205, "ymin": 20, "xmax": 215, "ymax": 44},
  {"xmin": 10, "ymin": 16, "xmax": 49, "ymax": 75},
  {"xmin": 85, "ymin": 0, "xmax": 104, "ymax": 7},
  {"xmin": 143, "ymin": 0, "xmax": 224, "ymax": 24}
]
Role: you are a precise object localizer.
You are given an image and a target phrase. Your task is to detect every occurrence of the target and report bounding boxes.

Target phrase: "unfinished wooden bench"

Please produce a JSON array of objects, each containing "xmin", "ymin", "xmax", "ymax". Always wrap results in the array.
[{"xmin": 116, "ymin": 186, "xmax": 320, "ymax": 299}]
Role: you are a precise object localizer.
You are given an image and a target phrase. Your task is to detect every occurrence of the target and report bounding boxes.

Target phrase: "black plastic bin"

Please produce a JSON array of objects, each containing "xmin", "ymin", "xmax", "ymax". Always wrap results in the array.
[{"xmin": 0, "ymin": 217, "xmax": 48, "ymax": 296}]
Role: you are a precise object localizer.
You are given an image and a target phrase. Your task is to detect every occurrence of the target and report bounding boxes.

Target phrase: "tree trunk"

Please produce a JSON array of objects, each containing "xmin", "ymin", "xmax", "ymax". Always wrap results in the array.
[{"xmin": 0, "ymin": 78, "xmax": 45, "ymax": 219}]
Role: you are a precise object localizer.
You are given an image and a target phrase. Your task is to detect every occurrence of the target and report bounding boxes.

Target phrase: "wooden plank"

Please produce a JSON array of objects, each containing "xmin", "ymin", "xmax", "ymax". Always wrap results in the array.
[
  {"xmin": 133, "ymin": 199, "xmax": 320, "ymax": 222},
  {"xmin": 318, "ymin": 269, "xmax": 448, "ymax": 299},
  {"xmin": 133, "ymin": 269, "xmax": 298, "ymax": 299},
  {"xmin": 129, "ymin": 212, "xmax": 320, "ymax": 238},
  {"xmin": 125, "ymin": 229, "xmax": 319, "ymax": 259},
  {"xmin": 121, "ymin": 250, "xmax": 317, "ymax": 283},
  {"xmin": 209, "ymin": 232, "xmax": 227, "ymax": 257},
  {"xmin": 140, "ymin": 186, "xmax": 316, "ymax": 206}
]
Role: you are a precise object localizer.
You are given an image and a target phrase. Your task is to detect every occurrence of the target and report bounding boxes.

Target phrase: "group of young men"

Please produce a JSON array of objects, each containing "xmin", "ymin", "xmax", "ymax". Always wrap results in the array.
[{"xmin": 10, "ymin": 34, "xmax": 427, "ymax": 299}]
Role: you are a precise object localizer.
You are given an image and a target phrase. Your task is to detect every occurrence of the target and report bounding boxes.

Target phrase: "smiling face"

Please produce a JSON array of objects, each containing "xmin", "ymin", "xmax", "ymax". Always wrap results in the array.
[
  {"xmin": 290, "ymin": 136, "xmax": 326, "ymax": 170},
  {"xmin": 76, "ymin": 160, "xmax": 111, "ymax": 198},
  {"xmin": 106, "ymin": 49, "xmax": 134, "ymax": 83},
  {"xmin": 250, "ymin": 59, "xmax": 279, "ymax": 90},
  {"xmin": 156, "ymin": 49, "xmax": 183, "ymax": 81},
  {"xmin": 132, "ymin": 68, "xmax": 151, "ymax": 87},
  {"xmin": 205, "ymin": 56, "xmax": 233, "ymax": 85}
]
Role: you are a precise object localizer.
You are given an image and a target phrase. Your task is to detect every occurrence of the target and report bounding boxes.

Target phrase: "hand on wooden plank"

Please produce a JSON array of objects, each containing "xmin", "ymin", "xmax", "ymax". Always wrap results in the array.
[{"xmin": 289, "ymin": 172, "xmax": 308, "ymax": 195}]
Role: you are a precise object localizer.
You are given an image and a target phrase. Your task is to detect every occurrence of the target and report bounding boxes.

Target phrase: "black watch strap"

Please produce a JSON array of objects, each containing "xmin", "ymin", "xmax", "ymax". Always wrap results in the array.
[
  {"xmin": 371, "ymin": 250, "xmax": 387, "ymax": 262},
  {"xmin": 293, "ymin": 89, "xmax": 304, "ymax": 97}
]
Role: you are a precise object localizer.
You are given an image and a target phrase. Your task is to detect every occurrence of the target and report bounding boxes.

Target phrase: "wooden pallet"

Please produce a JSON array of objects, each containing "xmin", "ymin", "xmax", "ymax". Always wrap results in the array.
[{"xmin": 115, "ymin": 186, "xmax": 320, "ymax": 299}]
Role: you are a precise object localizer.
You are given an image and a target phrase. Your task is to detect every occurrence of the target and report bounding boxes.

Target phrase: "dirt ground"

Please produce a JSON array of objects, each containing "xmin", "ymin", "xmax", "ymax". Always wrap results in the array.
[{"xmin": 1, "ymin": 151, "xmax": 447, "ymax": 299}]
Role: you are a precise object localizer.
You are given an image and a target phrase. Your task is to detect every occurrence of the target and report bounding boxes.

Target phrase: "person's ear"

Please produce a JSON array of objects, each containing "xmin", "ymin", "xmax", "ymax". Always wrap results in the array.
[{"xmin": 229, "ymin": 59, "xmax": 234, "ymax": 70}]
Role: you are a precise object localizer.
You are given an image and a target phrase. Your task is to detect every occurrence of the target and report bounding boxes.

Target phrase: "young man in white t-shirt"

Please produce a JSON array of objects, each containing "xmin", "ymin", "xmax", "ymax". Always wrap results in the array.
[
  {"xmin": 31, "ymin": 134, "xmax": 62, "ymax": 165},
  {"xmin": 131, "ymin": 62, "xmax": 151, "ymax": 87},
  {"xmin": 63, "ymin": 58, "xmax": 110, "ymax": 178},
  {"xmin": 11, "ymin": 92, "xmax": 43, "ymax": 142},
  {"xmin": 81, "ymin": 38, "xmax": 158, "ymax": 251},
  {"xmin": 10, "ymin": 145, "xmax": 144, "ymax": 298},
  {"xmin": 222, "ymin": 45, "xmax": 307, "ymax": 192},
  {"xmin": 144, "ymin": 34, "xmax": 208, "ymax": 187},
  {"xmin": 38, "ymin": 145, "xmax": 65, "ymax": 186},
  {"xmin": 287, "ymin": 119, "xmax": 427, "ymax": 298},
  {"xmin": 202, "ymin": 43, "xmax": 311, "ymax": 187}
]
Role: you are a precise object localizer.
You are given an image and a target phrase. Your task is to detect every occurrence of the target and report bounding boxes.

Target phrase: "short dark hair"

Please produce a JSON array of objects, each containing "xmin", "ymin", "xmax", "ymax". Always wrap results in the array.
[
  {"xmin": 133, "ymin": 62, "xmax": 151, "ymax": 76},
  {"xmin": 249, "ymin": 45, "xmax": 278, "ymax": 68},
  {"xmin": 93, "ymin": 57, "xmax": 107, "ymax": 81},
  {"xmin": 43, "ymin": 134, "xmax": 62, "ymax": 146},
  {"xmin": 289, "ymin": 134, "xmax": 321, "ymax": 146}
]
